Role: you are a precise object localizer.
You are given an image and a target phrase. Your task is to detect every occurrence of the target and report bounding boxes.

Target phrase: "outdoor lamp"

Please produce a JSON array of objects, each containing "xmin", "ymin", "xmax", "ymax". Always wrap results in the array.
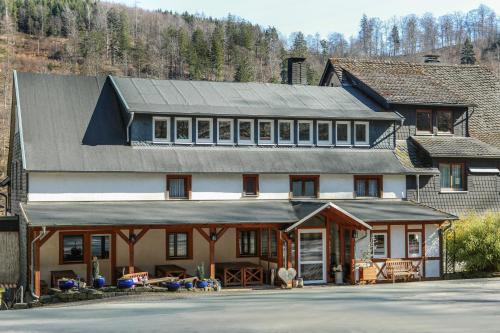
[
  {"xmin": 210, "ymin": 232, "xmax": 217, "ymax": 241},
  {"xmin": 352, "ymin": 230, "xmax": 358, "ymax": 238},
  {"xmin": 129, "ymin": 233, "xmax": 137, "ymax": 243}
]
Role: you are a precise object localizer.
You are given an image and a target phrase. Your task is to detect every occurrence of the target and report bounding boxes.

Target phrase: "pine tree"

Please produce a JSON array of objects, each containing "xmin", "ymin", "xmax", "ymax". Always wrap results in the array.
[
  {"xmin": 291, "ymin": 32, "xmax": 307, "ymax": 57},
  {"xmin": 234, "ymin": 55, "xmax": 253, "ymax": 82},
  {"xmin": 210, "ymin": 23, "xmax": 225, "ymax": 81},
  {"xmin": 460, "ymin": 37, "xmax": 476, "ymax": 64},
  {"xmin": 189, "ymin": 28, "xmax": 208, "ymax": 80},
  {"xmin": 390, "ymin": 25, "xmax": 400, "ymax": 56}
]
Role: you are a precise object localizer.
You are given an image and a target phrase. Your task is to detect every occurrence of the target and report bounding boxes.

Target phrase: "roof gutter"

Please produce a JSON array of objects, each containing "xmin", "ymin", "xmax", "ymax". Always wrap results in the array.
[
  {"xmin": 108, "ymin": 75, "xmax": 134, "ymax": 143},
  {"xmin": 285, "ymin": 202, "xmax": 372, "ymax": 233}
]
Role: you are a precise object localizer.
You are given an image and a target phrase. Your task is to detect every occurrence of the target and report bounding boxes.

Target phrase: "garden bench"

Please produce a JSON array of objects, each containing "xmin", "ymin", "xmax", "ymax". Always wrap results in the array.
[{"xmin": 385, "ymin": 259, "xmax": 420, "ymax": 283}]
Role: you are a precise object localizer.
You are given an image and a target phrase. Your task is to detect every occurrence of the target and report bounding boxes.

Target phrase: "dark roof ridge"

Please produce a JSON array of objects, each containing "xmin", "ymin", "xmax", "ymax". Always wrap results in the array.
[{"xmin": 329, "ymin": 57, "xmax": 490, "ymax": 69}]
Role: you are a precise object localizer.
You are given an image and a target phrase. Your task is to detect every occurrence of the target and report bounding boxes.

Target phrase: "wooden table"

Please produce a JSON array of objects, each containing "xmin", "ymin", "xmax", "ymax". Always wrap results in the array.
[
  {"xmin": 216, "ymin": 262, "xmax": 263, "ymax": 287},
  {"xmin": 155, "ymin": 264, "xmax": 187, "ymax": 279}
]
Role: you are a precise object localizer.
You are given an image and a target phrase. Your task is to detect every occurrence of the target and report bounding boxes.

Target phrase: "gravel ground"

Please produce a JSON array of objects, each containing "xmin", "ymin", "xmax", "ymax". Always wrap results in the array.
[{"xmin": 1, "ymin": 278, "xmax": 499, "ymax": 333}]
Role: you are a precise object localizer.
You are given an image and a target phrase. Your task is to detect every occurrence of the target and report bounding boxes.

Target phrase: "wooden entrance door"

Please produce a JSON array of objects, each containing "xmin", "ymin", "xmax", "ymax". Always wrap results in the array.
[
  {"xmin": 90, "ymin": 234, "xmax": 112, "ymax": 284},
  {"xmin": 298, "ymin": 229, "xmax": 326, "ymax": 284}
]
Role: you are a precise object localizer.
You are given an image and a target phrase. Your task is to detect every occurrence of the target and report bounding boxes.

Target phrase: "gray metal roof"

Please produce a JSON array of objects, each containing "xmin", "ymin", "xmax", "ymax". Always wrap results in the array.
[
  {"xmin": 411, "ymin": 136, "xmax": 500, "ymax": 159},
  {"xmin": 23, "ymin": 200, "xmax": 456, "ymax": 227},
  {"xmin": 15, "ymin": 72, "xmax": 407, "ymax": 174},
  {"xmin": 112, "ymin": 76, "xmax": 400, "ymax": 121}
]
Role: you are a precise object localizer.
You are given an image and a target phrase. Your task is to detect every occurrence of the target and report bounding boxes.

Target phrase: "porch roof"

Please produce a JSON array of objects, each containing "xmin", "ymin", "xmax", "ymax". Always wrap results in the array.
[{"xmin": 22, "ymin": 200, "xmax": 456, "ymax": 228}]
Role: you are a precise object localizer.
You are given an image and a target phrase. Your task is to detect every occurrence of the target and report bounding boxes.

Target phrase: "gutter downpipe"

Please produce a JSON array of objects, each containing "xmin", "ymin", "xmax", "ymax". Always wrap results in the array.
[
  {"xmin": 29, "ymin": 226, "xmax": 45, "ymax": 300},
  {"xmin": 416, "ymin": 174, "xmax": 420, "ymax": 203}
]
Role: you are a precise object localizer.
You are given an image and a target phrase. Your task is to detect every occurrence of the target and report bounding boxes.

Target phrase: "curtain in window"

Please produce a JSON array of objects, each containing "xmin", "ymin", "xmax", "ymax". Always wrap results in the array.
[
  {"xmin": 240, "ymin": 231, "xmax": 256, "ymax": 255},
  {"xmin": 169, "ymin": 233, "xmax": 188, "ymax": 257},
  {"xmin": 451, "ymin": 164, "xmax": 463, "ymax": 190},
  {"xmin": 440, "ymin": 164, "xmax": 451, "ymax": 188},
  {"xmin": 169, "ymin": 178, "xmax": 185, "ymax": 198},
  {"xmin": 356, "ymin": 179, "xmax": 366, "ymax": 196},
  {"xmin": 373, "ymin": 234, "xmax": 385, "ymax": 257},
  {"xmin": 292, "ymin": 180, "xmax": 303, "ymax": 197},
  {"xmin": 408, "ymin": 233, "xmax": 421, "ymax": 256},
  {"xmin": 368, "ymin": 179, "xmax": 378, "ymax": 197},
  {"xmin": 304, "ymin": 180, "xmax": 315, "ymax": 197},
  {"xmin": 270, "ymin": 231, "xmax": 277, "ymax": 257},
  {"xmin": 261, "ymin": 229, "xmax": 269, "ymax": 256}
]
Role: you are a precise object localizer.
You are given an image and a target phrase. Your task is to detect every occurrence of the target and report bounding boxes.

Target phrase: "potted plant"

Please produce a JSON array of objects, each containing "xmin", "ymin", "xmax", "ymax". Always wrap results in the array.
[
  {"xmin": 91, "ymin": 256, "xmax": 105, "ymax": 288},
  {"xmin": 196, "ymin": 263, "xmax": 208, "ymax": 288},
  {"xmin": 117, "ymin": 277, "xmax": 134, "ymax": 289},
  {"xmin": 332, "ymin": 265, "xmax": 343, "ymax": 285},
  {"xmin": 58, "ymin": 278, "xmax": 75, "ymax": 291}
]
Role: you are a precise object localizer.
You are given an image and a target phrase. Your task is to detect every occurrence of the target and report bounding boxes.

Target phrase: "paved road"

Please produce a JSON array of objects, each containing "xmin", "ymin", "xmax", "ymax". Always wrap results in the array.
[{"xmin": 1, "ymin": 278, "xmax": 499, "ymax": 333}]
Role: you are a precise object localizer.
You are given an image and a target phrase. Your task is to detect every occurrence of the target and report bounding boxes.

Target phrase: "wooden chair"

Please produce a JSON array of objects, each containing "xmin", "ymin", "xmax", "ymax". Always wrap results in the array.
[{"xmin": 385, "ymin": 259, "xmax": 420, "ymax": 283}]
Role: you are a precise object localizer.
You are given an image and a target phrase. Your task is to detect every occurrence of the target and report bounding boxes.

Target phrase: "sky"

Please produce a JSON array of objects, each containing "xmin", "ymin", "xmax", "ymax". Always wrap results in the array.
[{"xmin": 109, "ymin": 0, "xmax": 500, "ymax": 39}]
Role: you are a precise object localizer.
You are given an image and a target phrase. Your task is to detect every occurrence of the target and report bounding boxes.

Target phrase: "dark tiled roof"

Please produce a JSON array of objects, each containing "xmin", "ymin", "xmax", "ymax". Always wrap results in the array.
[
  {"xmin": 325, "ymin": 58, "xmax": 500, "ymax": 148},
  {"xmin": 394, "ymin": 140, "xmax": 438, "ymax": 174},
  {"xmin": 411, "ymin": 136, "xmax": 500, "ymax": 158}
]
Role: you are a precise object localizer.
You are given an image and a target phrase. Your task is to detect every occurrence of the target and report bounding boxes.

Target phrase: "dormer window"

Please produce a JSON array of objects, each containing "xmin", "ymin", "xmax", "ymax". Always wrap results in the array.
[
  {"xmin": 317, "ymin": 121, "xmax": 331, "ymax": 146},
  {"xmin": 336, "ymin": 121, "xmax": 351, "ymax": 146},
  {"xmin": 258, "ymin": 119, "xmax": 274, "ymax": 145},
  {"xmin": 217, "ymin": 119, "xmax": 234, "ymax": 144},
  {"xmin": 354, "ymin": 121, "xmax": 369, "ymax": 146},
  {"xmin": 278, "ymin": 120, "xmax": 294, "ymax": 145},
  {"xmin": 416, "ymin": 109, "xmax": 432, "ymax": 134},
  {"xmin": 437, "ymin": 110, "xmax": 453, "ymax": 134},
  {"xmin": 175, "ymin": 117, "xmax": 192, "ymax": 144},
  {"xmin": 297, "ymin": 120, "xmax": 313, "ymax": 145},
  {"xmin": 153, "ymin": 117, "xmax": 170, "ymax": 143},
  {"xmin": 196, "ymin": 118, "xmax": 213, "ymax": 144},
  {"xmin": 238, "ymin": 119, "xmax": 254, "ymax": 145}
]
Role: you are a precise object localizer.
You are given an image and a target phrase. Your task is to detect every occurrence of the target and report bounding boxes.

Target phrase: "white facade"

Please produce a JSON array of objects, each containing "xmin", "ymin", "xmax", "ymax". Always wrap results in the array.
[{"xmin": 27, "ymin": 172, "xmax": 407, "ymax": 202}]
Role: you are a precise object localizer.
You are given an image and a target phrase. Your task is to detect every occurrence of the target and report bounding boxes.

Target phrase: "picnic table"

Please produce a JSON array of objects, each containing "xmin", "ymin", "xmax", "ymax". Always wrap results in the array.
[
  {"xmin": 216, "ymin": 262, "xmax": 263, "ymax": 287},
  {"xmin": 155, "ymin": 264, "xmax": 187, "ymax": 279}
]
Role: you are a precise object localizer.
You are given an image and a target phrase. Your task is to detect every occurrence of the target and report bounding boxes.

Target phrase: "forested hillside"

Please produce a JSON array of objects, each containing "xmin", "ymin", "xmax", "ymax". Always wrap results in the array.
[{"xmin": 0, "ymin": 1, "xmax": 498, "ymax": 186}]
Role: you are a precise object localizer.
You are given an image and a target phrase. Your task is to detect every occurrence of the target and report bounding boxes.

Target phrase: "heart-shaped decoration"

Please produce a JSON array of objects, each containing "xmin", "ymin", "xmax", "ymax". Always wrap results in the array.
[{"xmin": 278, "ymin": 267, "xmax": 297, "ymax": 284}]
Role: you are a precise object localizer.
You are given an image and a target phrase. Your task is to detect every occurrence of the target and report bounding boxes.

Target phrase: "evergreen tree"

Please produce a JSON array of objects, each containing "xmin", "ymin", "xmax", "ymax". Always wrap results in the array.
[
  {"xmin": 291, "ymin": 31, "xmax": 307, "ymax": 57},
  {"xmin": 210, "ymin": 23, "xmax": 225, "ymax": 81},
  {"xmin": 234, "ymin": 55, "xmax": 253, "ymax": 82},
  {"xmin": 460, "ymin": 37, "xmax": 476, "ymax": 64},
  {"xmin": 390, "ymin": 25, "xmax": 400, "ymax": 56},
  {"xmin": 189, "ymin": 28, "xmax": 208, "ymax": 80}
]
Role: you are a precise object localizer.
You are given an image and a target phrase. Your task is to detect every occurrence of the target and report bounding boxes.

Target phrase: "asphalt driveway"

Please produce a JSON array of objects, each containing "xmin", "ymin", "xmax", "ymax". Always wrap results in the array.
[{"xmin": 1, "ymin": 278, "xmax": 499, "ymax": 333}]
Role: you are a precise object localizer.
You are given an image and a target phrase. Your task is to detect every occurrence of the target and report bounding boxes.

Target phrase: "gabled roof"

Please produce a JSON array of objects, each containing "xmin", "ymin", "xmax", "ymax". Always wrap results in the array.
[
  {"xmin": 321, "ymin": 58, "xmax": 500, "ymax": 148},
  {"xmin": 410, "ymin": 136, "xmax": 500, "ymax": 159},
  {"xmin": 111, "ymin": 76, "xmax": 399, "ymax": 121},
  {"xmin": 14, "ymin": 71, "xmax": 406, "ymax": 174}
]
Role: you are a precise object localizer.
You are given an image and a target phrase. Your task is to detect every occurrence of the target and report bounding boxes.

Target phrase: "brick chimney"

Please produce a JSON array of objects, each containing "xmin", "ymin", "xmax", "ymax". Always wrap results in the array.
[
  {"xmin": 423, "ymin": 54, "xmax": 440, "ymax": 63},
  {"xmin": 287, "ymin": 57, "xmax": 307, "ymax": 85}
]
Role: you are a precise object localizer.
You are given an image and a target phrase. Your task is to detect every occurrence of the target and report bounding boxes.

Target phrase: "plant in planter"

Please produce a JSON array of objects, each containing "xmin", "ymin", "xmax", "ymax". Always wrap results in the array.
[
  {"xmin": 117, "ymin": 278, "xmax": 134, "ymax": 289},
  {"xmin": 196, "ymin": 263, "xmax": 209, "ymax": 288},
  {"xmin": 332, "ymin": 265, "xmax": 343, "ymax": 284},
  {"xmin": 92, "ymin": 256, "xmax": 105, "ymax": 288}
]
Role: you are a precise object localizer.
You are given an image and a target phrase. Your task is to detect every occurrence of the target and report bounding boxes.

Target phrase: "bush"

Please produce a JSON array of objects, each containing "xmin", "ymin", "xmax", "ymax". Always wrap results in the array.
[{"xmin": 446, "ymin": 213, "xmax": 500, "ymax": 272}]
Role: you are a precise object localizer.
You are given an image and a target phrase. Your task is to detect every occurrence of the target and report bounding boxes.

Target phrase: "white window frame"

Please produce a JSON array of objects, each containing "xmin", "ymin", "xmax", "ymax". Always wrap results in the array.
[
  {"xmin": 354, "ymin": 121, "xmax": 370, "ymax": 146},
  {"xmin": 335, "ymin": 121, "xmax": 351, "ymax": 146},
  {"xmin": 278, "ymin": 120, "xmax": 294, "ymax": 145},
  {"xmin": 217, "ymin": 118, "xmax": 234, "ymax": 145},
  {"xmin": 297, "ymin": 120, "xmax": 313, "ymax": 145},
  {"xmin": 372, "ymin": 232, "xmax": 387, "ymax": 259},
  {"xmin": 237, "ymin": 119, "xmax": 254, "ymax": 145},
  {"xmin": 174, "ymin": 117, "xmax": 192, "ymax": 144},
  {"xmin": 317, "ymin": 120, "xmax": 332, "ymax": 146},
  {"xmin": 152, "ymin": 116, "xmax": 170, "ymax": 143},
  {"xmin": 258, "ymin": 119, "xmax": 274, "ymax": 145},
  {"xmin": 195, "ymin": 118, "xmax": 213, "ymax": 144},
  {"xmin": 407, "ymin": 231, "xmax": 422, "ymax": 258}
]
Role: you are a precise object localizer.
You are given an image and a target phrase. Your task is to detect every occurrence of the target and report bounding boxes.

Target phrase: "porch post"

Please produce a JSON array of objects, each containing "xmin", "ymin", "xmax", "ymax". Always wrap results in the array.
[
  {"xmin": 111, "ymin": 231, "xmax": 117, "ymax": 283},
  {"xmin": 326, "ymin": 217, "xmax": 331, "ymax": 282},
  {"xmin": 128, "ymin": 228, "xmax": 134, "ymax": 274},
  {"xmin": 34, "ymin": 230, "xmax": 41, "ymax": 296},
  {"xmin": 209, "ymin": 227, "xmax": 216, "ymax": 279},
  {"xmin": 276, "ymin": 230, "xmax": 283, "ymax": 269}
]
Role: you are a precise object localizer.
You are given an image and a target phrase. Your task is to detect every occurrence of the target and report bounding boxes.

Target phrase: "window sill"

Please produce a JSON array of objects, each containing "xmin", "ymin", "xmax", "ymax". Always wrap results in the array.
[
  {"xmin": 297, "ymin": 143, "xmax": 314, "ymax": 146},
  {"xmin": 317, "ymin": 143, "xmax": 333, "ymax": 147},
  {"xmin": 354, "ymin": 143, "xmax": 370, "ymax": 147},
  {"xmin": 167, "ymin": 257, "xmax": 192, "ymax": 260},
  {"xmin": 152, "ymin": 140, "xmax": 171, "ymax": 144},
  {"xmin": 242, "ymin": 194, "xmax": 259, "ymax": 198},
  {"xmin": 415, "ymin": 132, "xmax": 433, "ymax": 136},
  {"xmin": 440, "ymin": 190, "xmax": 468, "ymax": 194},
  {"xmin": 436, "ymin": 132, "xmax": 453, "ymax": 136},
  {"xmin": 278, "ymin": 143, "xmax": 295, "ymax": 146},
  {"xmin": 354, "ymin": 196, "xmax": 381, "ymax": 199},
  {"xmin": 237, "ymin": 142, "xmax": 255, "ymax": 146},
  {"xmin": 195, "ymin": 141, "xmax": 214, "ymax": 145},
  {"xmin": 174, "ymin": 141, "xmax": 193, "ymax": 145},
  {"xmin": 335, "ymin": 143, "xmax": 352, "ymax": 147},
  {"xmin": 258, "ymin": 143, "xmax": 275, "ymax": 146}
]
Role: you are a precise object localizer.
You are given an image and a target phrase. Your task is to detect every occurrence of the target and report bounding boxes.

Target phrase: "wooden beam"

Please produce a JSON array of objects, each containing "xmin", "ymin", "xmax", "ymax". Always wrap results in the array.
[
  {"xmin": 325, "ymin": 217, "xmax": 331, "ymax": 282},
  {"xmin": 128, "ymin": 228, "xmax": 134, "ymax": 274},
  {"xmin": 276, "ymin": 230, "xmax": 283, "ymax": 269},
  {"xmin": 195, "ymin": 227, "xmax": 210, "ymax": 242},
  {"xmin": 117, "ymin": 230, "xmax": 129, "ymax": 244},
  {"xmin": 134, "ymin": 227, "xmax": 150, "ymax": 243},
  {"xmin": 209, "ymin": 227, "xmax": 216, "ymax": 279},
  {"xmin": 38, "ymin": 230, "xmax": 56, "ymax": 247},
  {"xmin": 34, "ymin": 230, "xmax": 41, "ymax": 296},
  {"xmin": 216, "ymin": 227, "xmax": 228, "ymax": 241},
  {"xmin": 111, "ymin": 231, "xmax": 117, "ymax": 284}
]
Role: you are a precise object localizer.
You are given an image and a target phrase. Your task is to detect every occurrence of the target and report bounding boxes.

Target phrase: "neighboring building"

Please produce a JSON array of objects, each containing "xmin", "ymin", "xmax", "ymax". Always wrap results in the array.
[
  {"xmin": 9, "ymin": 67, "xmax": 455, "ymax": 296},
  {"xmin": 320, "ymin": 58, "xmax": 500, "ymax": 216}
]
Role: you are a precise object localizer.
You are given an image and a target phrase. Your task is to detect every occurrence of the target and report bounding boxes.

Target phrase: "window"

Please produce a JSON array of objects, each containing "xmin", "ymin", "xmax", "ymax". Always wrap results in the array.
[
  {"xmin": 354, "ymin": 175, "xmax": 382, "ymax": 198},
  {"xmin": 238, "ymin": 229, "xmax": 258, "ymax": 257},
  {"xmin": 260, "ymin": 228, "xmax": 269, "ymax": 257},
  {"xmin": 175, "ymin": 117, "xmax": 192, "ymax": 143},
  {"xmin": 167, "ymin": 175, "xmax": 191, "ymax": 199},
  {"xmin": 416, "ymin": 110, "xmax": 432, "ymax": 133},
  {"xmin": 61, "ymin": 234, "xmax": 84, "ymax": 263},
  {"xmin": 439, "ymin": 163, "xmax": 465, "ymax": 191},
  {"xmin": 196, "ymin": 118, "xmax": 213, "ymax": 143},
  {"xmin": 437, "ymin": 110, "xmax": 453, "ymax": 133},
  {"xmin": 278, "ymin": 120, "xmax": 294, "ymax": 145},
  {"xmin": 242, "ymin": 174, "xmax": 259, "ymax": 196},
  {"xmin": 354, "ymin": 121, "xmax": 369, "ymax": 146},
  {"xmin": 317, "ymin": 121, "xmax": 331, "ymax": 145},
  {"xmin": 297, "ymin": 120, "xmax": 313, "ymax": 145},
  {"xmin": 336, "ymin": 121, "xmax": 351, "ymax": 145},
  {"xmin": 290, "ymin": 175, "xmax": 319, "ymax": 198},
  {"xmin": 238, "ymin": 119, "xmax": 254, "ymax": 144},
  {"xmin": 407, "ymin": 232, "xmax": 422, "ymax": 258},
  {"xmin": 217, "ymin": 119, "xmax": 234, "ymax": 144},
  {"xmin": 166, "ymin": 231, "xmax": 192, "ymax": 259},
  {"xmin": 153, "ymin": 117, "xmax": 170, "ymax": 142},
  {"xmin": 372, "ymin": 233, "xmax": 387, "ymax": 258},
  {"xmin": 91, "ymin": 235, "xmax": 110, "ymax": 259},
  {"xmin": 270, "ymin": 230, "xmax": 278, "ymax": 258},
  {"xmin": 258, "ymin": 120, "xmax": 274, "ymax": 144}
]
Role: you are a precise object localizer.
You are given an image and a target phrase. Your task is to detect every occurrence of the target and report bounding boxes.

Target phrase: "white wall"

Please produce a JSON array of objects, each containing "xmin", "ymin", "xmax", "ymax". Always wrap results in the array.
[
  {"xmin": 383, "ymin": 175, "xmax": 406, "ymax": 199},
  {"xmin": 425, "ymin": 224, "xmax": 440, "ymax": 257},
  {"xmin": 425, "ymin": 260, "xmax": 440, "ymax": 278},
  {"xmin": 390, "ymin": 225, "xmax": 405, "ymax": 258},
  {"xmin": 28, "ymin": 172, "xmax": 407, "ymax": 202}
]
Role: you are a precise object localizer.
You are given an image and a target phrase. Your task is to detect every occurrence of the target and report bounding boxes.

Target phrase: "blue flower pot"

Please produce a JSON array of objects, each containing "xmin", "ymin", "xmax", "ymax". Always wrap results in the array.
[
  {"xmin": 94, "ymin": 276, "xmax": 105, "ymax": 289},
  {"xmin": 167, "ymin": 282, "xmax": 181, "ymax": 292},
  {"xmin": 58, "ymin": 279, "xmax": 75, "ymax": 291},
  {"xmin": 117, "ymin": 278, "xmax": 134, "ymax": 289},
  {"xmin": 196, "ymin": 280, "xmax": 208, "ymax": 288},
  {"xmin": 184, "ymin": 282, "xmax": 193, "ymax": 289}
]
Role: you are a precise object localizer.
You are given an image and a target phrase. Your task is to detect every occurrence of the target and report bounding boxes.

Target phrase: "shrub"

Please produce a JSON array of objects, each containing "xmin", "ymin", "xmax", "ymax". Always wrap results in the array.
[{"xmin": 446, "ymin": 213, "xmax": 500, "ymax": 272}]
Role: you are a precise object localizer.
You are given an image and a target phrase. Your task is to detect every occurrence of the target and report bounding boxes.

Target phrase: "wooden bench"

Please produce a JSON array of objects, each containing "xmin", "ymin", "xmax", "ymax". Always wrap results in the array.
[{"xmin": 385, "ymin": 259, "xmax": 420, "ymax": 283}]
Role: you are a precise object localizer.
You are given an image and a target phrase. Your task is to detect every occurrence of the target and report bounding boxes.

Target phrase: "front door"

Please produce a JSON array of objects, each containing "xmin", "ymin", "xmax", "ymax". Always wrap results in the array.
[
  {"xmin": 298, "ymin": 229, "xmax": 326, "ymax": 284},
  {"xmin": 91, "ymin": 234, "xmax": 112, "ymax": 284}
]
